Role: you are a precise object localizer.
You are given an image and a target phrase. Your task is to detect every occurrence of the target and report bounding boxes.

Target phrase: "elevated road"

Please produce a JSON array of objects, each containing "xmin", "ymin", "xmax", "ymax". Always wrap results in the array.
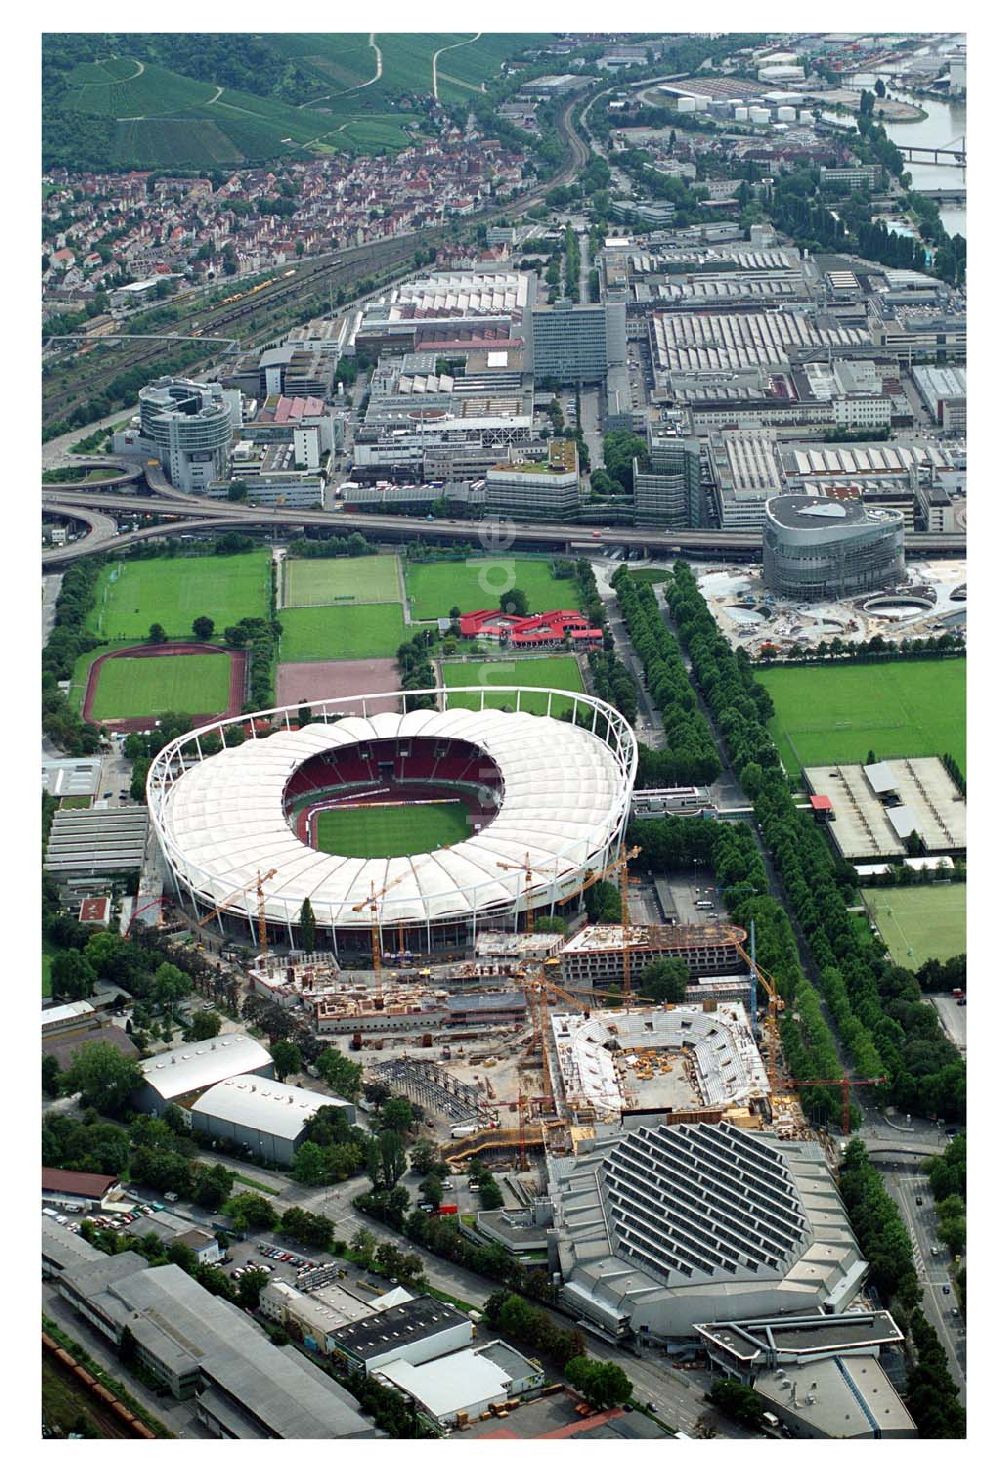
[{"xmin": 40, "ymin": 483, "xmax": 969, "ymax": 567}]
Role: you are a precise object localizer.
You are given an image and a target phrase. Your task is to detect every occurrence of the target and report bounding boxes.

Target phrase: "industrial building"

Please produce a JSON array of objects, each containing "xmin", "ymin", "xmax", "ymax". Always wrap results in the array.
[
  {"xmin": 762, "ymin": 495, "xmax": 906, "ymax": 601},
  {"xmin": 355, "ymin": 270, "xmax": 531, "ymax": 357},
  {"xmin": 649, "ymin": 311, "xmax": 870, "ymax": 374},
  {"xmin": 332, "ymin": 1295, "xmax": 474, "ymax": 1376},
  {"xmin": 804, "ymin": 758, "xmax": 966, "ymax": 862},
  {"xmin": 551, "ymin": 1003, "xmax": 769, "ymax": 1124},
  {"xmin": 189, "ymin": 1075, "xmax": 355, "ymax": 1166},
  {"xmin": 41, "ymin": 756, "xmax": 102, "ymax": 800},
  {"xmin": 133, "ymin": 1034, "xmax": 274, "ymax": 1115},
  {"xmin": 44, "ymin": 806, "xmax": 149, "ymax": 884},
  {"xmin": 54, "ymin": 1254, "xmax": 375, "ymax": 1438},
  {"xmin": 114, "ymin": 377, "xmax": 238, "ymax": 493},
  {"xmin": 485, "ymin": 439, "xmax": 581, "ymax": 520},
  {"xmin": 633, "ymin": 436, "xmax": 703, "ymax": 527},
  {"xmin": 709, "ymin": 431, "xmax": 785, "ymax": 530},
  {"xmin": 373, "ymin": 1341, "xmax": 544, "ymax": 1428},
  {"xmin": 559, "ymin": 923, "xmax": 746, "ymax": 990},
  {"xmin": 550, "ymin": 1121, "xmax": 867, "ymax": 1344}
]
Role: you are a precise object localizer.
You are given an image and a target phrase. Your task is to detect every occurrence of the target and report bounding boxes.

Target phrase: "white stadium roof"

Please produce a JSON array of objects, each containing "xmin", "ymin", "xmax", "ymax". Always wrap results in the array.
[{"xmin": 150, "ymin": 699, "xmax": 633, "ymax": 930}]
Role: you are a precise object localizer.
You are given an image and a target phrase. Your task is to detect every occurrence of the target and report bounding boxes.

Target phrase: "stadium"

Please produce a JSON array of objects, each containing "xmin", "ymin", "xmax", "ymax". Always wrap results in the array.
[{"xmin": 146, "ymin": 687, "xmax": 637, "ymax": 955}]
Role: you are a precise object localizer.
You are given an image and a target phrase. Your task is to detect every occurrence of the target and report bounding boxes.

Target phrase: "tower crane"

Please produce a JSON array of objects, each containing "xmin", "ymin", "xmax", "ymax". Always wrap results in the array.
[
  {"xmin": 352, "ymin": 873, "xmax": 406, "ymax": 987},
  {"xmin": 495, "ymin": 852, "xmax": 559, "ymax": 934},
  {"xmin": 196, "ymin": 869, "xmax": 277, "ymax": 954},
  {"xmin": 785, "ymin": 1075, "xmax": 888, "ymax": 1137}
]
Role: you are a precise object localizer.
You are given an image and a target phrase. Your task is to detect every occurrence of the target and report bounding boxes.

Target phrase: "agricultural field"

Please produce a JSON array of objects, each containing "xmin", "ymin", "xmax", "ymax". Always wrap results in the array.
[
  {"xmin": 283, "ymin": 555, "xmax": 401, "ymax": 608},
  {"xmin": 441, "ymin": 655, "xmax": 584, "ymax": 717},
  {"xmin": 435, "ymin": 32, "xmax": 550, "ymax": 101},
  {"xmin": 88, "ymin": 553, "xmax": 270, "ymax": 640},
  {"xmin": 758, "ymin": 659, "xmax": 966, "ymax": 777},
  {"xmin": 406, "ymin": 558, "xmax": 578, "ymax": 621},
  {"xmin": 863, "ymin": 884, "xmax": 966, "ymax": 969},
  {"xmin": 315, "ymin": 799, "xmax": 471, "ymax": 858},
  {"xmin": 279, "ymin": 604, "xmax": 407, "ymax": 662},
  {"xmin": 88, "ymin": 652, "xmax": 232, "ymax": 721}
]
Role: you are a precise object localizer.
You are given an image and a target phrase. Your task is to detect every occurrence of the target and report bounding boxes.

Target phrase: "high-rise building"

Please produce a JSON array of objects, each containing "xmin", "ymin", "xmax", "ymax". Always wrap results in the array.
[
  {"xmin": 530, "ymin": 301, "xmax": 616, "ymax": 383},
  {"xmin": 126, "ymin": 377, "xmax": 237, "ymax": 493},
  {"xmin": 485, "ymin": 438, "xmax": 580, "ymax": 520},
  {"xmin": 633, "ymin": 436, "xmax": 703, "ymax": 526}
]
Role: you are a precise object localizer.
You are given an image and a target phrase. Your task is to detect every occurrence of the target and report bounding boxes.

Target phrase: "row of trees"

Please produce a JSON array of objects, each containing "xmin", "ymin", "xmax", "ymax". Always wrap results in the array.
[
  {"xmin": 42, "ymin": 557, "xmax": 103, "ymax": 754},
  {"xmin": 611, "ymin": 569, "xmax": 720, "ymax": 784},
  {"xmin": 839, "ymin": 1141, "xmax": 964, "ymax": 1437},
  {"xmin": 587, "ymin": 649, "xmax": 639, "ymax": 726},
  {"xmin": 754, "ymin": 632, "xmax": 964, "ymax": 666}
]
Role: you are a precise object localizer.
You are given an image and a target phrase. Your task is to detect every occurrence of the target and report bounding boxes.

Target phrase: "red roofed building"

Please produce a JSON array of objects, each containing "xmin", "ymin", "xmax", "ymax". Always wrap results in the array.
[
  {"xmin": 809, "ymin": 794, "xmax": 834, "ymax": 823},
  {"xmin": 458, "ymin": 609, "xmax": 603, "ymax": 650},
  {"xmin": 42, "ymin": 1167, "xmax": 122, "ymax": 1209}
]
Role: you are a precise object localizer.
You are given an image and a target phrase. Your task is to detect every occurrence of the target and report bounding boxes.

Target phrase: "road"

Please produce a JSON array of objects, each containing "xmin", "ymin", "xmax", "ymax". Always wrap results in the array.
[
  {"xmin": 592, "ymin": 560, "xmax": 664, "ymax": 746},
  {"xmin": 42, "ymin": 410, "xmax": 136, "ymax": 469},
  {"xmin": 40, "ymin": 483, "xmax": 967, "ymax": 568},
  {"xmin": 42, "ymin": 573, "xmax": 63, "ymax": 645},
  {"xmin": 882, "ymin": 1168, "xmax": 966, "ymax": 1399},
  {"xmin": 929, "ymin": 994, "xmax": 967, "ymax": 1054}
]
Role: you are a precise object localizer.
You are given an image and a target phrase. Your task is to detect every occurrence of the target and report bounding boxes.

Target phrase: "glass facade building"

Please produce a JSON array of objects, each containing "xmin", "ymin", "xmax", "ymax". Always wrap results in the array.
[{"xmin": 762, "ymin": 495, "xmax": 905, "ymax": 600}]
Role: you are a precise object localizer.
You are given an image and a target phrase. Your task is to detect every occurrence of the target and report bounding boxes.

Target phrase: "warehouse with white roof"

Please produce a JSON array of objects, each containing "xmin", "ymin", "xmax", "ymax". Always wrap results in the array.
[
  {"xmin": 190, "ymin": 1075, "xmax": 354, "ymax": 1165},
  {"xmin": 146, "ymin": 690, "xmax": 636, "ymax": 954},
  {"xmin": 134, "ymin": 1034, "xmax": 274, "ymax": 1115}
]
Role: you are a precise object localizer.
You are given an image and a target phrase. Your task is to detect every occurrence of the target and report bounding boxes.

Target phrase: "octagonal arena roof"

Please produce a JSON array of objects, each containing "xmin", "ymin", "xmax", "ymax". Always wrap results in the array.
[{"xmin": 152, "ymin": 700, "xmax": 634, "ymax": 928}]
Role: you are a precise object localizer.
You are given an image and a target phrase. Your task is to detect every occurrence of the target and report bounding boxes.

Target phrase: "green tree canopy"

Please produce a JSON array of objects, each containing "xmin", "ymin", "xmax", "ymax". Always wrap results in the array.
[{"xmin": 62, "ymin": 1042, "xmax": 141, "ymax": 1115}]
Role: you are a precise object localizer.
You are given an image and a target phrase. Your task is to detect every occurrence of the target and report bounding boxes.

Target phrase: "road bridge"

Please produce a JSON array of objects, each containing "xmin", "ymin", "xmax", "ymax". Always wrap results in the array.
[{"xmin": 897, "ymin": 138, "xmax": 966, "ymax": 166}]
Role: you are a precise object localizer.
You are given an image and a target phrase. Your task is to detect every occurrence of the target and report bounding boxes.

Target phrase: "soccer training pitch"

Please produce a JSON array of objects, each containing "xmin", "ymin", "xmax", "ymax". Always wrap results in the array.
[
  {"xmin": 442, "ymin": 655, "xmax": 584, "ymax": 717},
  {"xmin": 283, "ymin": 555, "xmax": 402, "ymax": 608},
  {"xmin": 88, "ymin": 652, "xmax": 232, "ymax": 720},
  {"xmin": 314, "ymin": 800, "xmax": 471, "ymax": 858},
  {"xmin": 89, "ymin": 553, "xmax": 270, "ymax": 640},
  {"xmin": 279, "ymin": 604, "xmax": 407, "ymax": 662},
  {"xmin": 863, "ymin": 884, "xmax": 966, "ymax": 968},
  {"xmin": 405, "ymin": 558, "xmax": 578, "ymax": 621},
  {"xmin": 758, "ymin": 659, "xmax": 966, "ymax": 777}
]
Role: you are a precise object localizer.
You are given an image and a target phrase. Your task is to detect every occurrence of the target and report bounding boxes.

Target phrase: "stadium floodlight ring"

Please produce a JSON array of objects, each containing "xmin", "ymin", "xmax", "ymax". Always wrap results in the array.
[{"xmin": 146, "ymin": 687, "xmax": 637, "ymax": 950}]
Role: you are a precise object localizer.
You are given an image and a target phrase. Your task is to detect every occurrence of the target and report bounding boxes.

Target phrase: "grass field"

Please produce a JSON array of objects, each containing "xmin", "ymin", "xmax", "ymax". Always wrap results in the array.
[
  {"xmin": 863, "ymin": 884, "xmax": 966, "ymax": 968},
  {"xmin": 759, "ymin": 660, "xmax": 966, "ymax": 777},
  {"xmin": 89, "ymin": 653, "xmax": 232, "ymax": 720},
  {"xmin": 442, "ymin": 655, "xmax": 584, "ymax": 717},
  {"xmin": 406, "ymin": 559, "xmax": 578, "ymax": 621},
  {"xmin": 284, "ymin": 555, "xmax": 401, "ymax": 608},
  {"xmin": 89, "ymin": 553, "xmax": 270, "ymax": 640},
  {"xmin": 315, "ymin": 800, "xmax": 471, "ymax": 858},
  {"xmin": 279, "ymin": 604, "xmax": 406, "ymax": 662}
]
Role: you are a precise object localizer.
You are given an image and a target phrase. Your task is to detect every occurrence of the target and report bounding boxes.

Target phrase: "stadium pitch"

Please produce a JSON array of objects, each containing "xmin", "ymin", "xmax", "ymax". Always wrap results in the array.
[
  {"xmin": 442, "ymin": 655, "xmax": 584, "ymax": 717},
  {"xmin": 862, "ymin": 884, "xmax": 966, "ymax": 968},
  {"xmin": 283, "ymin": 554, "xmax": 402, "ymax": 608},
  {"xmin": 89, "ymin": 552, "xmax": 270, "ymax": 640},
  {"xmin": 314, "ymin": 799, "xmax": 471, "ymax": 858}
]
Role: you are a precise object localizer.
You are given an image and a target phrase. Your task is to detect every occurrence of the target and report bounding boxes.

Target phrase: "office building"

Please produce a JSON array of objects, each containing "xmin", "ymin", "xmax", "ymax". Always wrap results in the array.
[
  {"xmin": 530, "ymin": 301, "xmax": 622, "ymax": 383},
  {"xmin": 485, "ymin": 438, "xmax": 580, "ymax": 520},
  {"xmin": 116, "ymin": 378, "xmax": 236, "ymax": 493},
  {"xmin": 819, "ymin": 164, "xmax": 882, "ymax": 191},
  {"xmin": 634, "ymin": 436, "xmax": 703, "ymax": 526},
  {"xmin": 762, "ymin": 495, "xmax": 905, "ymax": 601}
]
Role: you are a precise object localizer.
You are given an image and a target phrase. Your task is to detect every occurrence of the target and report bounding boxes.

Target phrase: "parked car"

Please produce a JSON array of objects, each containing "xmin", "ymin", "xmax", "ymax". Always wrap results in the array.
[{"xmin": 943, "ymin": 1284, "xmax": 951, "ymax": 1295}]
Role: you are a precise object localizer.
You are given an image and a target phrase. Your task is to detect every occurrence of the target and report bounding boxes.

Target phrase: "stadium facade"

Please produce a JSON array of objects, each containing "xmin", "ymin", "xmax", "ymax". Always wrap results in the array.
[
  {"xmin": 762, "ymin": 494, "xmax": 905, "ymax": 600},
  {"xmin": 147, "ymin": 688, "xmax": 636, "ymax": 955}
]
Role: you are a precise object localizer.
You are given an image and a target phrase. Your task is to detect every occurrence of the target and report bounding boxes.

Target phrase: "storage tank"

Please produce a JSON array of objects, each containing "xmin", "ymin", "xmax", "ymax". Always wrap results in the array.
[
  {"xmin": 777, "ymin": 106, "xmax": 796, "ymax": 122},
  {"xmin": 676, "ymin": 96, "xmax": 696, "ymax": 114},
  {"xmin": 692, "ymin": 94, "xmax": 710, "ymax": 112},
  {"xmin": 733, "ymin": 106, "xmax": 749, "ymax": 122},
  {"xmin": 749, "ymin": 106, "xmax": 771, "ymax": 125}
]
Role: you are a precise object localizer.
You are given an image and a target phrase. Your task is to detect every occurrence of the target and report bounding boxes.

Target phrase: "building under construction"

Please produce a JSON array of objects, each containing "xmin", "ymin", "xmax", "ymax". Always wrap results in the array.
[
  {"xmin": 558, "ymin": 922, "xmax": 747, "ymax": 991},
  {"xmin": 550, "ymin": 1003, "xmax": 769, "ymax": 1127}
]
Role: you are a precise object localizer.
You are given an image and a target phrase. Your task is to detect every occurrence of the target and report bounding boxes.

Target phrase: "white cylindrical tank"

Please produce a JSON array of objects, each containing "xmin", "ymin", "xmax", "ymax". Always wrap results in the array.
[
  {"xmin": 692, "ymin": 94, "xmax": 710, "ymax": 111},
  {"xmin": 749, "ymin": 106, "xmax": 771, "ymax": 125},
  {"xmin": 734, "ymin": 106, "xmax": 749, "ymax": 122},
  {"xmin": 777, "ymin": 106, "xmax": 796, "ymax": 122},
  {"xmin": 677, "ymin": 97, "xmax": 696, "ymax": 114}
]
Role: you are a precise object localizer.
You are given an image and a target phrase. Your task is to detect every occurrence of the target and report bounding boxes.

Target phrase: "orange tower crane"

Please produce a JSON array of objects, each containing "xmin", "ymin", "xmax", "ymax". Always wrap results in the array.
[
  {"xmin": 352, "ymin": 873, "xmax": 406, "ymax": 986},
  {"xmin": 786, "ymin": 1076, "xmax": 888, "ymax": 1136},
  {"xmin": 196, "ymin": 868, "xmax": 277, "ymax": 954},
  {"xmin": 495, "ymin": 852, "xmax": 559, "ymax": 934}
]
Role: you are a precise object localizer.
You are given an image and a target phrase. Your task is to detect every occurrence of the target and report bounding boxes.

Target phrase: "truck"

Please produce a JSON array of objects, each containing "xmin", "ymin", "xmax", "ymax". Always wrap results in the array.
[
  {"xmin": 451, "ymin": 1123, "xmax": 478, "ymax": 1139},
  {"xmin": 437, "ymin": 1204, "xmax": 459, "ymax": 1216}
]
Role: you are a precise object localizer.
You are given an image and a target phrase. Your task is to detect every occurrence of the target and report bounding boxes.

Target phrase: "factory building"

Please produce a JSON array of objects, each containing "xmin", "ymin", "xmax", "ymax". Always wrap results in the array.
[
  {"xmin": 189, "ymin": 1075, "xmax": 355, "ymax": 1166},
  {"xmin": 373, "ymin": 1341, "xmax": 544, "ymax": 1428},
  {"xmin": 708, "ymin": 431, "xmax": 785, "ymax": 531},
  {"xmin": 332, "ymin": 1295, "xmax": 474, "ymax": 1376},
  {"xmin": 133, "ymin": 1034, "xmax": 274, "ymax": 1116},
  {"xmin": 762, "ymin": 495, "xmax": 905, "ymax": 601},
  {"xmin": 633, "ymin": 436, "xmax": 703, "ymax": 527},
  {"xmin": 54, "ymin": 1253, "xmax": 375, "ymax": 1437},
  {"xmin": 550, "ymin": 1121, "xmax": 867, "ymax": 1344}
]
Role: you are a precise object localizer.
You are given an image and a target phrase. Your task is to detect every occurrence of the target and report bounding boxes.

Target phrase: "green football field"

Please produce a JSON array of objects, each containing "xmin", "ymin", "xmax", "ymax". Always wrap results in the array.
[
  {"xmin": 314, "ymin": 800, "xmax": 471, "ymax": 858},
  {"xmin": 405, "ymin": 558, "xmax": 578, "ymax": 621},
  {"xmin": 279, "ymin": 604, "xmax": 407, "ymax": 662},
  {"xmin": 442, "ymin": 655, "xmax": 584, "ymax": 717},
  {"xmin": 863, "ymin": 884, "xmax": 966, "ymax": 968},
  {"xmin": 758, "ymin": 660, "xmax": 966, "ymax": 776},
  {"xmin": 283, "ymin": 555, "xmax": 402, "ymax": 608},
  {"xmin": 89, "ymin": 553, "xmax": 270, "ymax": 639},
  {"xmin": 89, "ymin": 653, "xmax": 232, "ymax": 720}
]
